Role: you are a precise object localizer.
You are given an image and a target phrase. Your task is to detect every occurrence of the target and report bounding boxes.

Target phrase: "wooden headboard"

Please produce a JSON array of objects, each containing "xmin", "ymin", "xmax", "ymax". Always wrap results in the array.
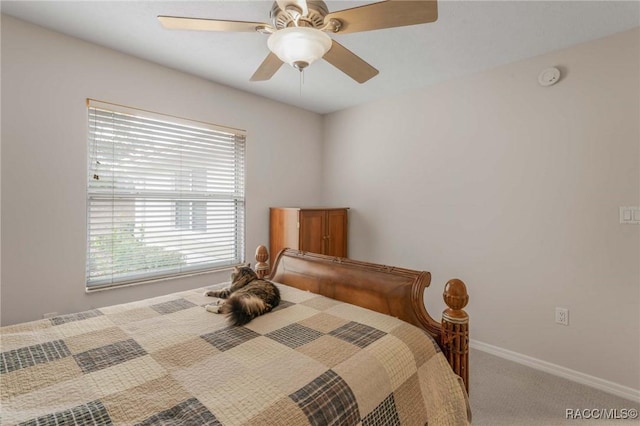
[{"xmin": 254, "ymin": 245, "xmax": 470, "ymax": 393}]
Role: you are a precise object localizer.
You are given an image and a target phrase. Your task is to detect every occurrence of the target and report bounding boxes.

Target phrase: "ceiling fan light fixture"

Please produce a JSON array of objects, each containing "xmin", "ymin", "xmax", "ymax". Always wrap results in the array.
[{"xmin": 267, "ymin": 27, "xmax": 331, "ymax": 71}]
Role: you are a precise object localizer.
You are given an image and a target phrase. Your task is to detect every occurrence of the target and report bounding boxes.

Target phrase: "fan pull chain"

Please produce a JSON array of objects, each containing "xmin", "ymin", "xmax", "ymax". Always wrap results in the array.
[{"xmin": 299, "ymin": 69, "xmax": 304, "ymax": 96}]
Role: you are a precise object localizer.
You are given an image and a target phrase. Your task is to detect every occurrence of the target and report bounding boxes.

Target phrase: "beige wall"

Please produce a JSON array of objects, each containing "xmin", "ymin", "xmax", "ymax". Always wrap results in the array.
[
  {"xmin": 322, "ymin": 29, "xmax": 640, "ymax": 391},
  {"xmin": 0, "ymin": 15, "xmax": 323, "ymax": 325}
]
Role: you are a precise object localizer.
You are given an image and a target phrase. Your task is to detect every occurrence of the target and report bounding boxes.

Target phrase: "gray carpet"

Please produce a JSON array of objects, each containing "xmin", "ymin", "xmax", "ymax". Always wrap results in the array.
[{"xmin": 469, "ymin": 348, "xmax": 640, "ymax": 425}]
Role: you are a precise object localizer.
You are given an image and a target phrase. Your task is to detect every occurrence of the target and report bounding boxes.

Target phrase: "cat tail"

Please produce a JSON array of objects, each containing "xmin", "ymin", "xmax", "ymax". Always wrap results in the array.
[{"xmin": 226, "ymin": 293, "xmax": 271, "ymax": 326}]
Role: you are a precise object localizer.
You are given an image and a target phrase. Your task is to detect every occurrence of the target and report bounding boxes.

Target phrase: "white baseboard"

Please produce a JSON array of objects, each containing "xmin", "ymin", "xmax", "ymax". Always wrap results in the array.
[{"xmin": 470, "ymin": 339, "xmax": 640, "ymax": 403}]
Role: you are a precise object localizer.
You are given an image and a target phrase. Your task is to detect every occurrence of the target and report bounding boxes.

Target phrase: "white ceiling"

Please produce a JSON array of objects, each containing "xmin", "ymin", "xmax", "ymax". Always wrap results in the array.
[{"xmin": 2, "ymin": 1, "xmax": 639, "ymax": 114}]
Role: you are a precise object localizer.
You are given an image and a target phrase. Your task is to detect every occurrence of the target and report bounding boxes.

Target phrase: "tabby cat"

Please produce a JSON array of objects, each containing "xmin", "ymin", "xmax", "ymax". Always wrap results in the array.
[{"xmin": 204, "ymin": 265, "xmax": 281, "ymax": 326}]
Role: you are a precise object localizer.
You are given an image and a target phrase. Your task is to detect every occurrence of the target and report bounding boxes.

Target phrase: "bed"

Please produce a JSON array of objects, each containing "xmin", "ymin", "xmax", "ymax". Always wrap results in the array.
[{"xmin": 1, "ymin": 246, "xmax": 471, "ymax": 425}]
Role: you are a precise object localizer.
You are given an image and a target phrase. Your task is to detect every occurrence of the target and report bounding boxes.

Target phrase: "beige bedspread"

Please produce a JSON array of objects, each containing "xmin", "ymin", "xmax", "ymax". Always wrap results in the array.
[{"xmin": 1, "ymin": 283, "xmax": 470, "ymax": 425}]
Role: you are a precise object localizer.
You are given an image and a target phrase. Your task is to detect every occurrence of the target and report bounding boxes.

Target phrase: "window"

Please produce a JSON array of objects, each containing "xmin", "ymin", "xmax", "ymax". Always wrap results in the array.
[{"xmin": 86, "ymin": 99, "xmax": 245, "ymax": 290}]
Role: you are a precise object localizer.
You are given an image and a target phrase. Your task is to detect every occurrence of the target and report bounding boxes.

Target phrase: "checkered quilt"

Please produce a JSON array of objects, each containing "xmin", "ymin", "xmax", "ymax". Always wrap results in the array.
[{"xmin": 1, "ymin": 283, "xmax": 470, "ymax": 425}]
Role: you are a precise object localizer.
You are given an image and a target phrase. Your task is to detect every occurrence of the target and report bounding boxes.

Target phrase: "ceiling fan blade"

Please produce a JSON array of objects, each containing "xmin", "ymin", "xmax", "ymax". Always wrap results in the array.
[
  {"xmin": 250, "ymin": 52, "xmax": 284, "ymax": 81},
  {"xmin": 325, "ymin": 0, "xmax": 438, "ymax": 34},
  {"xmin": 158, "ymin": 16, "xmax": 271, "ymax": 33},
  {"xmin": 276, "ymin": 0, "xmax": 309, "ymax": 16},
  {"xmin": 323, "ymin": 40, "xmax": 379, "ymax": 84}
]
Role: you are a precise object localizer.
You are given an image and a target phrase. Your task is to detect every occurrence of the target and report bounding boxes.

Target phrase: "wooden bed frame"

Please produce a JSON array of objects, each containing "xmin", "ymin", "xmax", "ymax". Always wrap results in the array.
[{"xmin": 253, "ymin": 245, "xmax": 470, "ymax": 393}]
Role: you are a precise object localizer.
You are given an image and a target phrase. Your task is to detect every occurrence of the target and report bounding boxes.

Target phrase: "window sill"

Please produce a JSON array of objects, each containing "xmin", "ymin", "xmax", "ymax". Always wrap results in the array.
[{"xmin": 85, "ymin": 265, "xmax": 239, "ymax": 293}]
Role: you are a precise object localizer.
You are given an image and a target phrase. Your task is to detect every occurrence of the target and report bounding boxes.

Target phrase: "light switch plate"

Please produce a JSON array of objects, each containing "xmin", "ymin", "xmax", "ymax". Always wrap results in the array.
[{"xmin": 619, "ymin": 207, "xmax": 640, "ymax": 224}]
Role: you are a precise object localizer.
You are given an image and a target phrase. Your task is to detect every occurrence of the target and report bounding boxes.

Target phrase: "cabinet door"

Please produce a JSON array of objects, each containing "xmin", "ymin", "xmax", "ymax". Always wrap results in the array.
[
  {"xmin": 299, "ymin": 210, "xmax": 325, "ymax": 254},
  {"xmin": 269, "ymin": 208, "xmax": 300, "ymax": 267},
  {"xmin": 326, "ymin": 209, "xmax": 348, "ymax": 257}
]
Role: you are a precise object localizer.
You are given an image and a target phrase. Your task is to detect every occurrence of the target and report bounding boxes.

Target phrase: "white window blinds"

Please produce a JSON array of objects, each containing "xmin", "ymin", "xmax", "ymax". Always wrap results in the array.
[{"xmin": 86, "ymin": 99, "xmax": 246, "ymax": 289}]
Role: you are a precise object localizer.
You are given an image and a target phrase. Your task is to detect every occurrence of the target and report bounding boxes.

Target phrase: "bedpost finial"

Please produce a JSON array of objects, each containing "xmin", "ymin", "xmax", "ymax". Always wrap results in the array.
[
  {"xmin": 255, "ymin": 245, "xmax": 270, "ymax": 279},
  {"xmin": 255, "ymin": 245, "xmax": 268, "ymax": 263},
  {"xmin": 443, "ymin": 279, "xmax": 468, "ymax": 318}
]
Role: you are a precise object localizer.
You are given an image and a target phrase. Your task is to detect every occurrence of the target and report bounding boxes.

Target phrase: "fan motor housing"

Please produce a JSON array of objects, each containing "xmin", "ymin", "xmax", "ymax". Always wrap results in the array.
[{"xmin": 271, "ymin": 0, "xmax": 329, "ymax": 29}]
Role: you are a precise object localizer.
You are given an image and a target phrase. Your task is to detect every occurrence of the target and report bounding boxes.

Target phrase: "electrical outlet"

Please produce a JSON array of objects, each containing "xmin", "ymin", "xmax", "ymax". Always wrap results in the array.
[
  {"xmin": 620, "ymin": 206, "xmax": 640, "ymax": 224},
  {"xmin": 555, "ymin": 307, "xmax": 569, "ymax": 326}
]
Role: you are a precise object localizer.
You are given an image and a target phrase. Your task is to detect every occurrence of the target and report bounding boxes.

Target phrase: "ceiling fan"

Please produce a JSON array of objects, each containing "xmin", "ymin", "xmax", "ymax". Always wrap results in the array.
[{"xmin": 158, "ymin": 0, "xmax": 438, "ymax": 84}]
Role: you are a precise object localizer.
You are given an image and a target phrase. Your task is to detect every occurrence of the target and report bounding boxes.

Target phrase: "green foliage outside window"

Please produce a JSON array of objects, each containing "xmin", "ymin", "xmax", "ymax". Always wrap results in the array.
[{"xmin": 89, "ymin": 227, "xmax": 185, "ymax": 279}]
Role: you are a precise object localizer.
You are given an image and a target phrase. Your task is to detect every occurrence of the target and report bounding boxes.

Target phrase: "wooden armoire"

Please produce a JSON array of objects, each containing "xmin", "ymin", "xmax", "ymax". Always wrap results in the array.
[{"xmin": 269, "ymin": 208, "xmax": 348, "ymax": 266}]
